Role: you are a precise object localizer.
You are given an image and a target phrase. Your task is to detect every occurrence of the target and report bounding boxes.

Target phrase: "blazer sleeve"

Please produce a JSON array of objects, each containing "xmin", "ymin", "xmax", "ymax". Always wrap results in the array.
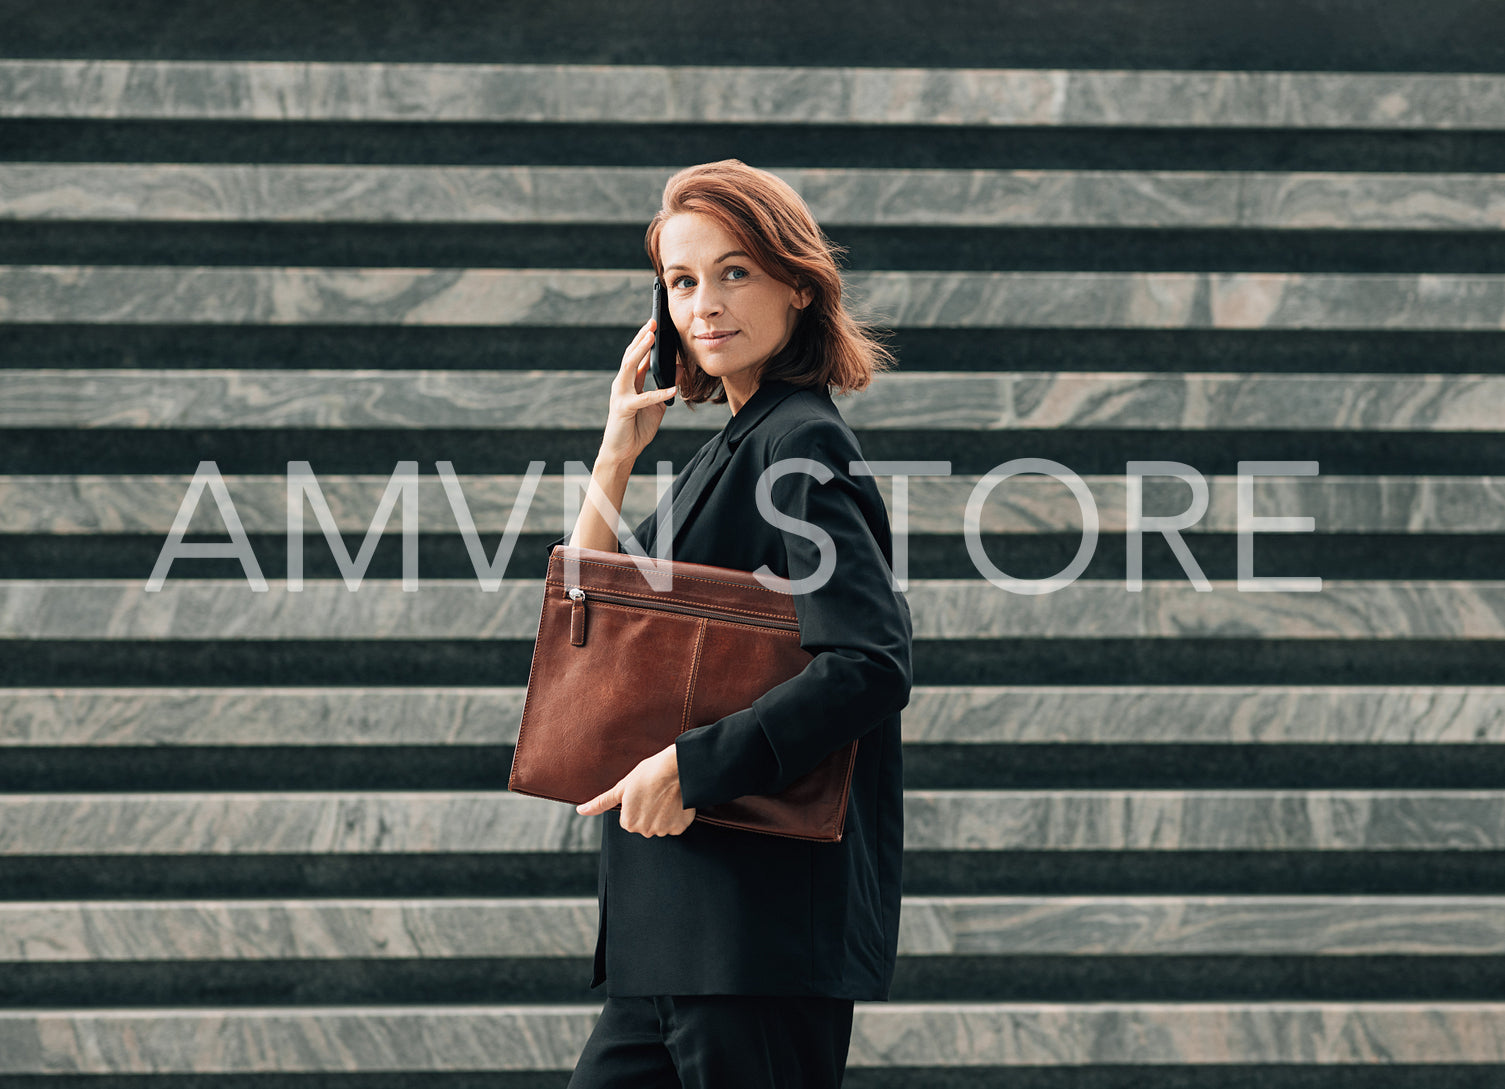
[{"xmin": 674, "ymin": 417, "xmax": 914, "ymax": 810}]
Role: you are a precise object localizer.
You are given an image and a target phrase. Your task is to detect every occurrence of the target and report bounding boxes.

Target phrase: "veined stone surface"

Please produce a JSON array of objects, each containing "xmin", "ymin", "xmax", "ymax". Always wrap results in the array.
[
  {"xmin": 1, "ymin": 60, "xmax": 1503, "ymax": 128},
  {"xmin": 0, "ymin": 790, "xmax": 1501, "ymax": 854},
  {"xmin": 3, "ymin": 685, "xmax": 1503, "ymax": 746},
  {"xmin": 0, "ymin": 792, "xmax": 598, "ymax": 855},
  {"xmin": 5, "ymin": 268, "xmax": 1505, "ymax": 328},
  {"xmin": 4, "ymin": 580, "xmax": 1505, "ymax": 640},
  {"xmin": 4, "ymin": 370, "xmax": 1504, "ymax": 428},
  {"xmin": 6, "ymin": 36, "xmax": 1505, "ymax": 1083},
  {"xmin": 4, "ymin": 894, "xmax": 1505, "ymax": 962},
  {"xmin": 5, "ymin": 164, "xmax": 1504, "ymax": 229},
  {"xmin": 3, "ymin": 474, "xmax": 1502, "ymax": 534},
  {"xmin": 902, "ymin": 789, "xmax": 1505, "ymax": 850},
  {"xmin": 1, "ymin": 1003, "xmax": 1503, "ymax": 1071}
]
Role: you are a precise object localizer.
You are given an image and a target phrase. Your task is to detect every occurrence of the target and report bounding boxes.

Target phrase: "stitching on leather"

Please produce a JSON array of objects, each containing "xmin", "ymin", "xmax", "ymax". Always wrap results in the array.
[
  {"xmin": 561, "ymin": 594, "xmax": 798, "ymax": 628},
  {"xmin": 571, "ymin": 598, "xmax": 794, "ymax": 636},
  {"xmin": 681, "ymin": 618, "xmax": 707, "ymax": 737},
  {"xmin": 697, "ymin": 615, "xmax": 804, "ymax": 641},
  {"xmin": 548, "ymin": 556, "xmax": 795, "ymax": 597}
]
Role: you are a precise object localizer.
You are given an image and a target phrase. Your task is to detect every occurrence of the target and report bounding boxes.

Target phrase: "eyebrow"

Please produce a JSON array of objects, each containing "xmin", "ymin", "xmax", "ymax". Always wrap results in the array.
[{"xmin": 664, "ymin": 250, "xmax": 749, "ymax": 273}]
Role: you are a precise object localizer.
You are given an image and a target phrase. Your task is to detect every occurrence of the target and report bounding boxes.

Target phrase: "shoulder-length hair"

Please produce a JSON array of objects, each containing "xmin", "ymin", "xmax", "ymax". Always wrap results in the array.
[{"xmin": 644, "ymin": 159, "xmax": 897, "ymax": 407}]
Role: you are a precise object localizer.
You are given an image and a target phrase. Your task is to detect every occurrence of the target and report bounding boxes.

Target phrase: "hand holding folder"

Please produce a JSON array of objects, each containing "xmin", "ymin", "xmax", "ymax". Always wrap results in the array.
[{"xmin": 508, "ymin": 545, "xmax": 857, "ymax": 842}]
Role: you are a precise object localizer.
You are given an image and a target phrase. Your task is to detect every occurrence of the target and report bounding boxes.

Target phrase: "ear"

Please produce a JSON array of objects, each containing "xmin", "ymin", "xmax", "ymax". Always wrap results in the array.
[{"xmin": 794, "ymin": 283, "xmax": 814, "ymax": 310}]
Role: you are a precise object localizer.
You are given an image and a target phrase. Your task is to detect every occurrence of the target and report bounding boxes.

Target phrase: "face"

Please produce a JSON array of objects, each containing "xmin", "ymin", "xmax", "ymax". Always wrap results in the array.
[{"xmin": 658, "ymin": 212, "xmax": 812, "ymax": 406}]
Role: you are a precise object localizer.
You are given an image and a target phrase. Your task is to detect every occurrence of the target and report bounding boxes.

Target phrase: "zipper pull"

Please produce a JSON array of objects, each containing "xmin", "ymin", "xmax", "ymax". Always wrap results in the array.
[{"xmin": 567, "ymin": 586, "xmax": 586, "ymax": 645}]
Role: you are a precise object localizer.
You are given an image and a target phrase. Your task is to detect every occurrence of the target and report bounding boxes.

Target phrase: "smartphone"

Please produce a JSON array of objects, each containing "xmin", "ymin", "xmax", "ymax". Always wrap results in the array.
[{"xmin": 649, "ymin": 276, "xmax": 682, "ymax": 406}]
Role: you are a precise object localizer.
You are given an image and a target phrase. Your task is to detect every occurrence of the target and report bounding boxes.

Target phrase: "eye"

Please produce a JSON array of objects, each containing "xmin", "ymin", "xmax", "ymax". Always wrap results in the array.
[
  {"xmin": 725, "ymin": 266, "xmax": 749, "ymax": 281},
  {"xmin": 669, "ymin": 275, "xmax": 694, "ymax": 290}
]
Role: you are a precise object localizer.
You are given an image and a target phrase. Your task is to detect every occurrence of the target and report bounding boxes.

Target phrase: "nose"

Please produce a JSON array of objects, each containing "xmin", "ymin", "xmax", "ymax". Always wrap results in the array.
[{"xmin": 690, "ymin": 282, "xmax": 723, "ymax": 321}]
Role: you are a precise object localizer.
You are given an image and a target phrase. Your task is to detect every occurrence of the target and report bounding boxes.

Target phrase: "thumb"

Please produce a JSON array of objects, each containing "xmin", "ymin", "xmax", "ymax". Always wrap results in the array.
[{"xmin": 577, "ymin": 781, "xmax": 624, "ymax": 816}]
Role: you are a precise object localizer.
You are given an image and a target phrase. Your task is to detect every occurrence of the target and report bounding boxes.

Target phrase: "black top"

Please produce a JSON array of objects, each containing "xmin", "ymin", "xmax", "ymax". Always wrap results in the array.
[{"xmin": 543, "ymin": 378, "xmax": 913, "ymax": 999}]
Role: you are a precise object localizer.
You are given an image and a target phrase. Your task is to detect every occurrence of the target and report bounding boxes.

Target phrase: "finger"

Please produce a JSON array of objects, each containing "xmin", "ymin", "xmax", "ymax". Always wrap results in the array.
[
  {"xmin": 615, "ymin": 328, "xmax": 656, "ymax": 393},
  {"xmin": 643, "ymin": 385, "xmax": 677, "ymax": 404},
  {"xmin": 619, "ymin": 385, "xmax": 676, "ymax": 418},
  {"xmin": 618, "ymin": 323, "xmax": 655, "ymax": 372},
  {"xmin": 576, "ymin": 793, "xmax": 612, "ymax": 816},
  {"xmin": 613, "ymin": 336, "xmax": 651, "ymax": 395},
  {"xmin": 576, "ymin": 782, "xmax": 623, "ymax": 816}
]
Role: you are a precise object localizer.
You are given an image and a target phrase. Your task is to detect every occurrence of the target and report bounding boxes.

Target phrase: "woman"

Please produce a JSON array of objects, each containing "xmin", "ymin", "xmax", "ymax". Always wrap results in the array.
[{"xmin": 545, "ymin": 159, "xmax": 913, "ymax": 1089}]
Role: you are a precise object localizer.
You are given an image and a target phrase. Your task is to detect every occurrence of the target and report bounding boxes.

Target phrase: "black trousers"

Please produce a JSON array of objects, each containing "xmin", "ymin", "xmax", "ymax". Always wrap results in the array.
[{"xmin": 565, "ymin": 993, "xmax": 856, "ymax": 1089}]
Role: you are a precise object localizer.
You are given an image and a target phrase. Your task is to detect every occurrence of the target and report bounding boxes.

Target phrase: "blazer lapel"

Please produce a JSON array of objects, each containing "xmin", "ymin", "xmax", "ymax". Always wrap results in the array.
[
  {"xmin": 665, "ymin": 380, "xmax": 805, "ymax": 555},
  {"xmin": 665, "ymin": 430, "xmax": 733, "ymax": 555}
]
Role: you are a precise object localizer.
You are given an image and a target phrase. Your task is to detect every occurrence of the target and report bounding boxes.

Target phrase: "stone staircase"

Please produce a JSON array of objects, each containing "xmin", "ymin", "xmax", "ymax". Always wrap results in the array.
[{"xmin": 3, "ymin": 5, "xmax": 1505, "ymax": 1085}]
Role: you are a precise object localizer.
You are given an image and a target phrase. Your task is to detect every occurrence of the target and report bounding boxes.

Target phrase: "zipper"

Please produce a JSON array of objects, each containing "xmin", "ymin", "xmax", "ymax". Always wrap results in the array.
[{"xmin": 563, "ymin": 585, "xmax": 799, "ymax": 645}]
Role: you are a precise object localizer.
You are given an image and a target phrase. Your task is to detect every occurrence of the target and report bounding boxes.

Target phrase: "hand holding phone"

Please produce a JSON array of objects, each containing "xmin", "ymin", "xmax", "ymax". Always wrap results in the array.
[{"xmin": 649, "ymin": 277, "xmax": 683, "ymax": 407}]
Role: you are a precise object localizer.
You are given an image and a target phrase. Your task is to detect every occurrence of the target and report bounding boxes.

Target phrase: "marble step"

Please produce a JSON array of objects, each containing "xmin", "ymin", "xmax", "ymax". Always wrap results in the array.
[
  {"xmin": 4, "ymin": 370, "xmax": 1504, "ymax": 431},
  {"xmin": 4, "ymin": 579, "xmax": 1503, "ymax": 641},
  {"xmin": 902, "ymin": 789, "xmax": 1505, "ymax": 850},
  {"xmin": 7, "ymin": 163, "xmax": 1505, "ymax": 231},
  {"xmin": 2, "ymin": 60, "xmax": 1502, "ymax": 130},
  {"xmin": 2, "ymin": 686, "xmax": 1502, "ymax": 747},
  {"xmin": 1, "ymin": 789, "xmax": 1503, "ymax": 854},
  {"xmin": 5, "ymin": 474, "xmax": 1503, "ymax": 534},
  {"xmin": 6, "ymin": 267, "xmax": 1505, "ymax": 329},
  {"xmin": 5, "ymin": 894, "xmax": 1504, "ymax": 961},
  {"xmin": 1, "ymin": 1001, "xmax": 1503, "ymax": 1071}
]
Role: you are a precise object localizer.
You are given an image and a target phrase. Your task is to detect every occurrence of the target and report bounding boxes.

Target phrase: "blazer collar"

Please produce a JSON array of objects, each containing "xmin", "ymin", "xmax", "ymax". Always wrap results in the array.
[{"xmin": 722, "ymin": 379, "xmax": 806, "ymax": 450}]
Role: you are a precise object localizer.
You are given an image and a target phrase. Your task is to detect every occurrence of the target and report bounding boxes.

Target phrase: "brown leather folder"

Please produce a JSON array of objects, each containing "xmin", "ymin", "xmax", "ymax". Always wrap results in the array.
[{"xmin": 509, "ymin": 544, "xmax": 857, "ymax": 842}]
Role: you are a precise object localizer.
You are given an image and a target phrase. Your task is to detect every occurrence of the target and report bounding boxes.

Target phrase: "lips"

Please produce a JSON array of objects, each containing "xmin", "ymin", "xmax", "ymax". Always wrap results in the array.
[{"xmin": 697, "ymin": 332, "xmax": 736, "ymax": 343}]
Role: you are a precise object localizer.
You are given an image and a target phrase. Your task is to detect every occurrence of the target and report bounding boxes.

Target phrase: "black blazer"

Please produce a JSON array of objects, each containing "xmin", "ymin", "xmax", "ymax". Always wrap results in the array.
[{"xmin": 543, "ymin": 377, "xmax": 913, "ymax": 999}]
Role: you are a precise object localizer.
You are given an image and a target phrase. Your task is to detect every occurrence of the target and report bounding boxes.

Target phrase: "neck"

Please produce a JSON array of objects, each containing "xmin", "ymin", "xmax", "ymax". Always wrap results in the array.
[{"xmin": 724, "ymin": 373, "xmax": 760, "ymax": 416}]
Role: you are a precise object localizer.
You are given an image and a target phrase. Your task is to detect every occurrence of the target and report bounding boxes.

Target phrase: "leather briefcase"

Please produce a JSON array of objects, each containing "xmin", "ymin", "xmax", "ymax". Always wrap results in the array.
[{"xmin": 509, "ymin": 544, "xmax": 858, "ymax": 842}]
